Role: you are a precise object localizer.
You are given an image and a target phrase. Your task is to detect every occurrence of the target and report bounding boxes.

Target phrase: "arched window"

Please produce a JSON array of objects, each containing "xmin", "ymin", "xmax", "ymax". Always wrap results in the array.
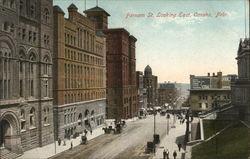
[
  {"xmin": 0, "ymin": 42, "xmax": 12, "ymax": 99},
  {"xmin": 29, "ymin": 107, "xmax": 35, "ymax": 127},
  {"xmin": 43, "ymin": 107, "xmax": 49, "ymax": 125},
  {"xmin": 20, "ymin": 0, "xmax": 24, "ymax": 14},
  {"xmin": 10, "ymin": 0, "xmax": 15, "ymax": 9},
  {"xmin": 43, "ymin": 8, "xmax": 50, "ymax": 23},
  {"xmin": 3, "ymin": 22, "xmax": 9, "ymax": 31},
  {"xmin": 43, "ymin": 56, "xmax": 49, "ymax": 75},
  {"xmin": 21, "ymin": 109, "xmax": 26, "ymax": 130},
  {"xmin": 2, "ymin": 0, "xmax": 7, "ymax": 7},
  {"xmin": 30, "ymin": 5, "xmax": 35, "ymax": 18}
]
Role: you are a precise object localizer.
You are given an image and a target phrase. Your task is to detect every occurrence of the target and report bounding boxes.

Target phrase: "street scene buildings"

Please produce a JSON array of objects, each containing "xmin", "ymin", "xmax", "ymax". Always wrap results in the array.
[{"xmin": 0, "ymin": 0, "xmax": 249, "ymax": 159}]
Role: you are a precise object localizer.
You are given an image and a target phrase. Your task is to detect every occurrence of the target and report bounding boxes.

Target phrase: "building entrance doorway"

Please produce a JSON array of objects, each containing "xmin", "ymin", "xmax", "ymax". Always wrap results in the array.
[
  {"xmin": 0, "ymin": 120, "xmax": 11, "ymax": 148},
  {"xmin": 0, "ymin": 112, "xmax": 22, "ymax": 154}
]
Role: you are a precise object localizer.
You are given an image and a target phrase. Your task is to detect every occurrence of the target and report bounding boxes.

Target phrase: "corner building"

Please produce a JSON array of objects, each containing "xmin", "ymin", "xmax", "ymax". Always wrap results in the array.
[
  {"xmin": 0, "ymin": 0, "xmax": 54, "ymax": 154},
  {"xmin": 84, "ymin": 6, "xmax": 138, "ymax": 119},
  {"xmin": 231, "ymin": 38, "xmax": 250, "ymax": 125},
  {"xmin": 53, "ymin": 4, "xmax": 106, "ymax": 140}
]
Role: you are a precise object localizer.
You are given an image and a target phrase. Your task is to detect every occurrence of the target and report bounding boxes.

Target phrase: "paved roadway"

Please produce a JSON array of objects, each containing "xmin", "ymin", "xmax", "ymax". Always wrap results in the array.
[{"xmin": 51, "ymin": 114, "xmax": 172, "ymax": 159}]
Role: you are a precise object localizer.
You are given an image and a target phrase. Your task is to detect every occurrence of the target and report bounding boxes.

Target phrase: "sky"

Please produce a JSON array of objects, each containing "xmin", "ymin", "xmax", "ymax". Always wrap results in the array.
[{"xmin": 53, "ymin": 0, "xmax": 249, "ymax": 83}]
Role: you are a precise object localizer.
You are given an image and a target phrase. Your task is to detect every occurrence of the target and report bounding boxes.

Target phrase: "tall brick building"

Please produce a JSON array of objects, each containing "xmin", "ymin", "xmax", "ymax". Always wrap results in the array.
[
  {"xmin": 53, "ymin": 4, "xmax": 106, "ymax": 140},
  {"xmin": 0, "ymin": 0, "xmax": 54, "ymax": 155},
  {"xmin": 85, "ymin": 6, "xmax": 138, "ymax": 119}
]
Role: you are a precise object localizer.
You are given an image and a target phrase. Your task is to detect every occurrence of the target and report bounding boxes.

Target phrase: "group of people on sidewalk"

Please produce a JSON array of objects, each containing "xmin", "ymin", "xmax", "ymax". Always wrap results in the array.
[
  {"xmin": 162, "ymin": 142, "xmax": 182, "ymax": 159},
  {"xmin": 56, "ymin": 128, "xmax": 93, "ymax": 151}
]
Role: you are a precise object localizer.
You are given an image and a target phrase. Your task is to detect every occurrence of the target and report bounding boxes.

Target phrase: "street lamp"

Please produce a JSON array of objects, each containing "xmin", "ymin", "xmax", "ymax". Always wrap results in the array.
[{"xmin": 184, "ymin": 108, "xmax": 190, "ymax": 144}]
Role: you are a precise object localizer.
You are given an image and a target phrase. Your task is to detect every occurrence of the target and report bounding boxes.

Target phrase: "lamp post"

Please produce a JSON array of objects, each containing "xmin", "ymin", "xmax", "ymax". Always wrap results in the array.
[
  {"xmin": 184, "ymin": 108, "xmax": 190, "ymax": 144},
  {"xmin": 154, "ymin": 108, "xmax": 156, "ymax": 135}
]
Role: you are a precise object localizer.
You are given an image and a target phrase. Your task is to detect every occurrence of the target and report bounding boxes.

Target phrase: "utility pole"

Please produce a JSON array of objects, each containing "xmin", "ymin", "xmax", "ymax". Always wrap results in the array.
[{"xmin": 154, "ymin": 109, "xmax": 156, "ymax": 135}]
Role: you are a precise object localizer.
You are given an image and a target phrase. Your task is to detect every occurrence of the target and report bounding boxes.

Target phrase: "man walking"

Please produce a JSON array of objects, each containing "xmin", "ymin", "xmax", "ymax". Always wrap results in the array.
[
  {"xmin": 163, "ymin": 149, "xmax": 167, "ymax": 159},
  {"xmin": 173, "ymin": 150, "xmax": 177, "ymax": 159},
  {"xmin": 178, "ymin": 142, "xmax": 182, "ymax": 152},
  {"xmin": 166, "ymin": 149, "xmax": 169, "ymax": 159}
]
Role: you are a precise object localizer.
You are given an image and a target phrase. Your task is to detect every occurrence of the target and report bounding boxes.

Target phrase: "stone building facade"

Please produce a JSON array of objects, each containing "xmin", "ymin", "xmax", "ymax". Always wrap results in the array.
[
  {"xmin": 84, "ymin": 6, "xmax": 138, "ymax": 120},
  {"xmin": 53, "ymin": 4, "xmax": 106, "ymax": 140},
  {"xmin": 0, "ymin": 0, "xmax": 54, "ymax": 154},
  {"xmin": 231, "ymin": 38, "xmax": 250, "ymax": 125},
  {"xmin": 143, "ymin": 65, "xmax": 158, "ymax": 107}
]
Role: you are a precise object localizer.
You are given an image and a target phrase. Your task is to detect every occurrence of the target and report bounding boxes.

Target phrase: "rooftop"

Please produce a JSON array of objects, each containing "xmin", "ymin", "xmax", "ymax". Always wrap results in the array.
[{"xmin": 84, "ymin": 6, "xmax": 110, "ymax": 16}]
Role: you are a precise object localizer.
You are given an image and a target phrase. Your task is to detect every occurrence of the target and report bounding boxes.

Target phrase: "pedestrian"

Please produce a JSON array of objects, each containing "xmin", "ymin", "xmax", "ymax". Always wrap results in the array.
[
  {"xmin": 163, "ymin": 149, "xmax": 167, "ymax": 159},
  {"xmin": 63, "ymin": 140, "xmax": 66, "ymax": 146},
  {"xmin": 166, "ymin": 149, "xmax": 169, "ymax": 159},
  {"xmin": 84, "ymin": 129, "xmax": 88, "ymax": 135},
  {"xmin": 70, "ymin": 141, "xmax": 73, "ymax": 150},
  {"xmin": 90, "ymin": 128, "xmax": 92, "ymax": 135},
  {"xmin": 58, "ymin": 138, "xmax": 61, "ymax": 146},
  {"xmin": 173, "ymin": 150, "xmax": 177, "ymax": 159},
  {"xmin": 178, "ymin": 142, "xmax": 182, "ymax": 151}
]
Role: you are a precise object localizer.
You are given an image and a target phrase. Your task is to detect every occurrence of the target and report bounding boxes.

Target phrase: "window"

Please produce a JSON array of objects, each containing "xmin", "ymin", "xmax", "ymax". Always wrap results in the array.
[
  {"xmin": 3, "ymin": 0, "xmax": 7, "ymax": 6},
  {"xmin": 43, "ymin": 8, "xmax": 49, "ymax": 23},
  {"xmin": 33, "ymin": 32, "xmax": 37, "ymax": 43},
  {"xmin": 43, "ymin": 107, "xmax": 49, "ymax": 125},
  {"xmin": 44, "ymin": 80, "xmax": 48, "ymax": 97},
  {"xmin": 3, "ymin": 22, "xmax": 9, "ymax": 31},
  {"xmin": 22, "ymin": 28, "xmax": 26, "ymax": 40},
  {"xmin": 30, "ymin": 80, "xmax": 34, "ymax": 96},
  {"xmin": 30, "ymin": 5, "xmax": 35, "ymax": 18},
  {"xmin": 29, "ymin": 31, "xmax": 32, "ymax": 42},
  {"xmin": 64, "ymin": 115, "xmax": 66, "ymax": 124},
  {"xmin": 199, "ymin": 103, "xmax": 202, "ymax": 108},
  {"xmin": 20, "ymin": 0, "xmax": 23, "ymax": 13},
  {"xmin": 20, "ymin": 109, "xmax": 26, "ymax": 130},
  {"xmin": 10, "ymin": 24, "xmax": 14, "ymax": 33},
  {"xmin": 0, "ymin": 80, "xmax": 2, "ymax": 99},
  {"xmin": 29, "ymin": 108, "xmax": 35, "ymax": 127},
  {"xmin": 20, "ymin": 80, "xmax": 23, "ymax": 97},
  {"xmin": 10, "ymin": 0, "xmax": 15, "ymax": 8}
]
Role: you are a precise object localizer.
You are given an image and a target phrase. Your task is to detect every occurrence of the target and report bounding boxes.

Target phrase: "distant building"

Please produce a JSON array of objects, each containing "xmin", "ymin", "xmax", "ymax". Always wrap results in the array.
[
  {"xmin": 136, "ymin": 71, "xmax": 147, "ymax": 109},
  {"xmin": 143, "ymin": 65, "xmax": 158, "ymax": 107},
  {"xmin": 189, "ymin": 72, "xmax": 235, "ymax": 114},
  {"xmin": 231, "ymin": 38, "xmax": 250, "ymax": 125},
  {"xmin": 84, "ymin": 6, "xmax": 138, "ymax": 119},
  {"xmin": 158, "ymin": 82, "xmax": 179, "ymax": 107},
  {"xmin": 0, "ymin": 0, "xmax": 54, "ymax": 154},
  {"xmin": 53, "ymin": 4, "xmax": 106, "ymax": 140},
  {"xmin": 190, "ymin": 72, "xmax": 236, "ymax": 89}
]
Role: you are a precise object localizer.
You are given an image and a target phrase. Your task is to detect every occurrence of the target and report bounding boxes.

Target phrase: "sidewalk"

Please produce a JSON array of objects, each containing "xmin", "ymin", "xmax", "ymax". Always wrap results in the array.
[
  {"xmin": 153, "ymin": 116, "xmax": 187, "ymax": 159},
  {"xmin": 18, "ymin": 126, "xmax": 104, "ymax": 159}
]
